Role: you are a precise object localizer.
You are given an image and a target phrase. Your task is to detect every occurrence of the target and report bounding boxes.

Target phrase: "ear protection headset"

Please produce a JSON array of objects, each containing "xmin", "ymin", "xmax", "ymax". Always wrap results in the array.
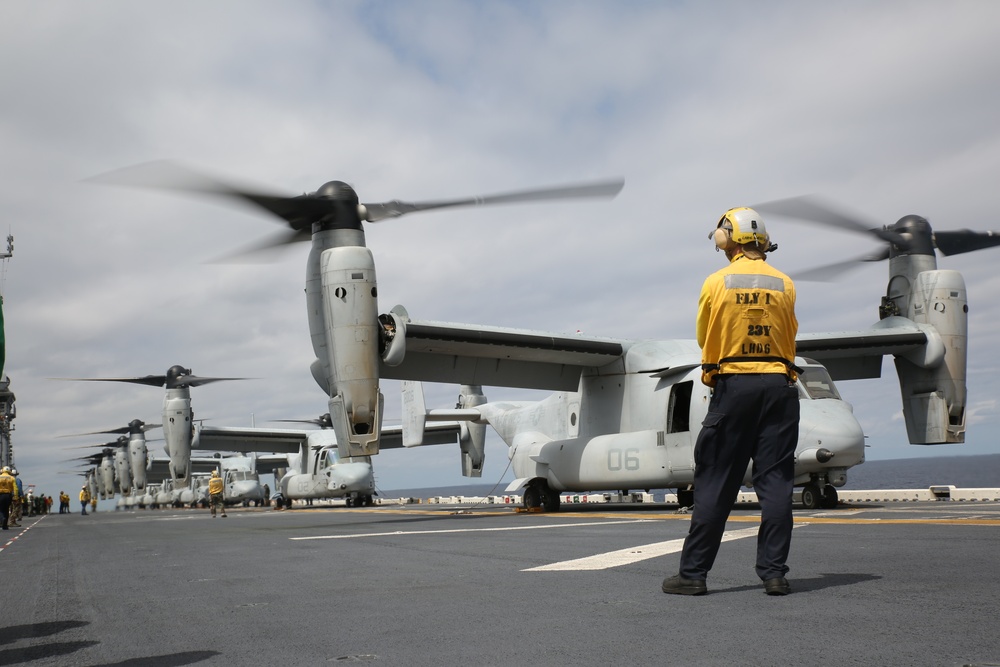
[{"xmin": 712, "ymin": 220, "xmax": 735, "ymax": 251}]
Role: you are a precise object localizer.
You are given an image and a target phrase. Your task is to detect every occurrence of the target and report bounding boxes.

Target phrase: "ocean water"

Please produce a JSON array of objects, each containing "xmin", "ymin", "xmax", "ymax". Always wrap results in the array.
[{"xmin": 380, "ymin": 453, "xmax": 1000, "ymax": 499}]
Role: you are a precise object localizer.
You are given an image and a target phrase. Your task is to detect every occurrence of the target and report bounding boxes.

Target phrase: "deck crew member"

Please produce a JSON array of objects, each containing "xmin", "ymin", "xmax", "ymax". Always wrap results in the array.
[
  {"xmin": 208, "ymin": 470, "xmax": 226, "ymax": 518},
  {"xmin": 0, "ymin": 466, "xmax": 19, "ymax": 530},
  {"xmin": 662, "ymin": 207, "xmax": 799, "ymax": 597},
  {"xmin": 80, "ymin": 485, "xmax": 91, "ymax": 515},
  {"xmin": 10, "ymin": 468, "xmax": 23, "ymax": 527}
]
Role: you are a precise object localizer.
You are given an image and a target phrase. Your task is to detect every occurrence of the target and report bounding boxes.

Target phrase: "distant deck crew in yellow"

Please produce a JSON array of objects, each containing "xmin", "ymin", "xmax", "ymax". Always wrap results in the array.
[
  {"xmin": 0, "ymin": 466, "xmax": 18, "ymax": 530},
  {"xmin": 80, "ymin": 486, "xmax": 91, "ymax": 515},
  {"xmin": 663, "ymin": 207, "xmax": 800, "ymax": 597},
  {"xmin": 9, "ymin": 468, "xmax": 22, "ymax": 527},
  {"xmin": 208, "ymin": 470, "xmax": 226, "ymax": 518}
]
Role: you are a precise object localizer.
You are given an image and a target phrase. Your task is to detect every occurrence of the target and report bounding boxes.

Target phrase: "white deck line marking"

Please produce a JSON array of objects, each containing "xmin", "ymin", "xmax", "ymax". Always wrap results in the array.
[
  {"xmin": 524, "ymin": 525, "xmax": 762, "ymax": 571},
  {"xmin": 290, "ymin": 519, "xmax": 653, "ymax": 541},
  {"xmin": 0, "ymin": 515, "xmax": 46, "ymax": 555}
]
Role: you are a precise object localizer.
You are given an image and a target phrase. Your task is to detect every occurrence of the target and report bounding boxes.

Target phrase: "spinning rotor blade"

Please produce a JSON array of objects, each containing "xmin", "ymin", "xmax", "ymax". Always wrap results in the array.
[
  {"xmin": 57, "ymin": 375, "xmax": 168, "ymax": 388},
  {"xmin": 789, "ymin": 247, "xmax": 891, "ymax": 282},
  {"xmin": 172, "ymin": 375, "xmax": 247, "ymax": 388},
  {"xmin": 55, "ymin": 366, "xmax": 249, "ymax": 389},
  {"xmin": 89, "ymin": 161, "xmax": 318, "ymax": 228},
  {"xmin": 933, "ymin": 229, "xmax": 1000, "ymax": 256},
  {"xmin": 60, "ymin": 422, "xmax": 162, "ymax": 438},
  {"xmin": 753, "ymin": 195, "xmax": 909, "ymax": 248},
  {"xmin": 273, "ymin": 413, "xmax": 333, "ymax": 429},
  {"xmin": 751, "ymin": 195, "xmax": 1000, "ymax": 282},
  {"xmin": 361, "ymin": 178, "xmax": 626, "ymax": 222},
  {"xmin": 92, "ymin": 162, "xmax": 624, "ymax": 245},
  {"xmin": 68, "ymin": 450, "xmax": 113, "ymax": 462},
  {"xmin": 208, "ymin": 228, "xmax": 313, "ymax": 263}
]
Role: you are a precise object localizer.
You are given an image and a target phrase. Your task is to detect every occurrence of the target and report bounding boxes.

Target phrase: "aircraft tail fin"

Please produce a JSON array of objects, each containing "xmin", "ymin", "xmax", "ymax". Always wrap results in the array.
[
  {"xmin": 401, "ymin": 381, "xmax": 487, "ymax": 476},
  {"xmin": 458, "ymin": 386, "xmax": 487, "ymax": 477}
]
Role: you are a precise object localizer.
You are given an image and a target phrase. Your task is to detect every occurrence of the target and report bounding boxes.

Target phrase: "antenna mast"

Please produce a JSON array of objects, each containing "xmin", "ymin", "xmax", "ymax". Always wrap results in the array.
[{"xmin": 0, "ymin": 233, "xmax": 15, "ymax": 470}]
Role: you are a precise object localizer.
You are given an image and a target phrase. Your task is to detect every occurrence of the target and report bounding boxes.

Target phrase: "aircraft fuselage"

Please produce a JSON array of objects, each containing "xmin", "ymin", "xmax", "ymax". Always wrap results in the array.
[{"xmin": 485, "ymin": 340, "xmax": 864, "ymax": 496}]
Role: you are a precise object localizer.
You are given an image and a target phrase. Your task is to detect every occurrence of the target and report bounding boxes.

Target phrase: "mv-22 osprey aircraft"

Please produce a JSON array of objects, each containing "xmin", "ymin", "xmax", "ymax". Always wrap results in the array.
[
  {"xmin": 64, "ymin": 419, "xmax": 160, "ymax": 499},
  {"xmin": 98, "ymin": 164, "xmax": 989, "ymax": 510},
  {"xmin": 65, "ymin": 365, "xmax": 461, "ymax": 507}
]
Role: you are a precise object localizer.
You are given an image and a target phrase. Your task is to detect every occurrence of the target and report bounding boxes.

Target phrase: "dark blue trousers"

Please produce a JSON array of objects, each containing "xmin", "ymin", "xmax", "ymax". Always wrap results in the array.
[
  {"xmin": 679, "ymin": 374, "xmax": 800, "ymax": 581},
  {"xmin": 0, "ymin": 493, "xmax": 11, "ymax": 529}
]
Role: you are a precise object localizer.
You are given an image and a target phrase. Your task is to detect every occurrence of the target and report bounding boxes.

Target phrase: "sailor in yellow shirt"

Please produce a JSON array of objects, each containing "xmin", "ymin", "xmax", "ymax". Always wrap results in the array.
[
  {"xmin": 80, "ymin": 486, "xmax": 91, "ymax": 515},
  {"xmin": 663, "ymin": 207, "xmax": 800, "ymax": 598},
  {"xmin": 208, "ymin": 470, "xmax": 226, "ymax": 518},
  {"xmin": 0, "ymin": 466, "xmax": 18, "ymax": 530}
]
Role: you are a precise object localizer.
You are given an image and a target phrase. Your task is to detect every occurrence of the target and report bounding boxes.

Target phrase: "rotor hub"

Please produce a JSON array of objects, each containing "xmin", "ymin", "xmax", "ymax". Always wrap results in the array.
[{"xmin": 889, "ymin": 215, "xmax": 935, "ymax": 257}]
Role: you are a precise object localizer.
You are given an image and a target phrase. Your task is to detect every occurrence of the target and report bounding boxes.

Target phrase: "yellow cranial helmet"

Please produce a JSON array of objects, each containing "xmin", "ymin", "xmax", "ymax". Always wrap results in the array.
[
  {"xmin": 211, "ymin": 470, "xmax": 220, "ymax": 477},
  {"xmin": 712, "ymin": 207, "xmax": 770, "ymax": 249},
  {"xmin": 1, "ymin": 466, "xmax": 10, "ymax": 474}
]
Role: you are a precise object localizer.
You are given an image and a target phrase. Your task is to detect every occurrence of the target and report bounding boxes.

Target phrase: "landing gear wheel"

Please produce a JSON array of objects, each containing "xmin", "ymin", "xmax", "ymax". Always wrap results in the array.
[
  {"xmin": 345, "ymin": 497, "xmax": 354, "ymax": 508},
  {"xmin": 523, "ymin": 485, "xmax": 542, "ymax": 510},
  {"xmin": 800, "ymin": 482, "xmax": 821, "ymax": 510},
  {"xmin": 541, "ymin": 488, "xmax": 561, "ymax": 512},
  {"xmin": 820, "ymin": 485, "xmax": 839, "ymax": 509}
]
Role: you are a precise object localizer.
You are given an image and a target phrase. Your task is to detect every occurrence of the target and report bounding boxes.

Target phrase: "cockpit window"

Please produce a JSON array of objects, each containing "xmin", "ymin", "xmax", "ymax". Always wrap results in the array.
[{"xmin": 798, "ymin": 365, "xmax": 841, "ymax": 399}]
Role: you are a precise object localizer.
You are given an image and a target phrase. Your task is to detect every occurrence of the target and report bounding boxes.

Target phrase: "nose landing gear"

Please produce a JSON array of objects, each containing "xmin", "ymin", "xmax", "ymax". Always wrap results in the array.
[{"xmin": 800, "ymin": 478, "xmax": 839, "ymax": 510}]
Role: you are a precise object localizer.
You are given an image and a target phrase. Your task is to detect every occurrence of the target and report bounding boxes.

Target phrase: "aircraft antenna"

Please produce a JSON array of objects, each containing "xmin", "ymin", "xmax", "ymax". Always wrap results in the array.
[{"xmin": 0, "ymin": 232, "xmax": 12, "ymax": 300}]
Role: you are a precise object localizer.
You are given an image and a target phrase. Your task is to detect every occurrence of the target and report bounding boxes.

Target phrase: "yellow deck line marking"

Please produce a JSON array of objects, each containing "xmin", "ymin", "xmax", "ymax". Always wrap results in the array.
[{"xmin": 320, "ymin": 507, "xmax": 1000, "ymax": 527}]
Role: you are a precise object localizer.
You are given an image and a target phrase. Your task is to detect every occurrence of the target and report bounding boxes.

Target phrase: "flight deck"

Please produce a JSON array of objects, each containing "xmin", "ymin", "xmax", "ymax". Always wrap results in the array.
[{"xmin": 3, "ymin": 497, "xmax": 999, "ymax": 666}]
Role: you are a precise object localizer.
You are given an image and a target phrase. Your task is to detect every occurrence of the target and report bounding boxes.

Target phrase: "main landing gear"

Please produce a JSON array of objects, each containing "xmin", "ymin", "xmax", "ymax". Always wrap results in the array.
[
  {"xmin": 346, "ymin": 494, "xmax": 374, "ymax": 507},
  {"xmin": 522, "ymin": 480, "xmax": 560, "ymax": 512}
]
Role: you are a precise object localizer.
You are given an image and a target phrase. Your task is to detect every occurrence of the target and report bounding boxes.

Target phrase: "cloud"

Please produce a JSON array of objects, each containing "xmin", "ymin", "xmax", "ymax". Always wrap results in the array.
[{"xmin": 2, "ymin": 1, "xmax": 999, "ymax": 502}]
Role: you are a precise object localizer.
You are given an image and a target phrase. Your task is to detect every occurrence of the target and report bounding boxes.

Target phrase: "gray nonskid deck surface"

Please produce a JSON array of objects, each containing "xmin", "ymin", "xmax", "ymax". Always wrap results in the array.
[{"xmin": 3, "ymin": 501, "xmax": 999, "ymax": 667}]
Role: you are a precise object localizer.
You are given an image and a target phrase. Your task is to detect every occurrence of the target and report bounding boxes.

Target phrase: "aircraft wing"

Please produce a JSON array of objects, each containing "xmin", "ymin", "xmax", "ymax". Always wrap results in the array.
[
  {"xmin": 379, "ymin": 317, "xmax": 628, "ymax": 391},
  {"xmin": 145, "ymin": 457, "xmax": 174, "ymax": 483},
  {"xmin": 253, "ymin": 454, "xmax": 292, "ymax": 473},
  {"xmin": 378, "ymin": 314, "xmax": 935, "ymax": 387},
  {"xmin": 189, "ymin": 457, "xmax": 225, "ymax": 474},
  {"xmin": 193, "ymin": 422, "xmax": 462, "ymax": 454},
  {"xmin": 796, "ymin": 317, "xmax": 933, "ymax": 380},
  {"xmin": 193, "ymin": 426, "xmax": 308, "ymax": 455}
]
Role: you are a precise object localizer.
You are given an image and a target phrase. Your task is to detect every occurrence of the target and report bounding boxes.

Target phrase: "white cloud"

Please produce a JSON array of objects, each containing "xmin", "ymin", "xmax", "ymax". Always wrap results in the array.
[{"xmin": 2, "ymin": 0, "xmax": 999, "ymax": 502}]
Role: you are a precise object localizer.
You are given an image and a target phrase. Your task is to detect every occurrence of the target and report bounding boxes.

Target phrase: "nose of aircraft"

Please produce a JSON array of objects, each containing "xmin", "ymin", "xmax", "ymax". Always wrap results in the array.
[
  {"xmin": 328, "ymin": 463, "xmax": 373, "ymax": 492},
  {"xmin": 230, "ymin": 481, "xmax": 262, "ymax": 500},
  {"xmin": 796, "ymin": 399, "xmax": 866, "ymax": 470}
]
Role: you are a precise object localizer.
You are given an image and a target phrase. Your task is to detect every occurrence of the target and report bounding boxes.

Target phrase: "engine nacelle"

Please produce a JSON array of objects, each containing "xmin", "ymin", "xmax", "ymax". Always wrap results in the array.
[
  {"xmin": 129, "ymin": 438, "xmax": 148, "ymax": 491},
  {"xmin": 320, "ymin": 246, "xmax": 383, "ymax": 457},
  {"xmin": 163, "ymin": 391, "xmax": 193, "ymax": 482},
  {"xmin": 895, "ymin": 270, "xmax": 967, "ymax": 443}
]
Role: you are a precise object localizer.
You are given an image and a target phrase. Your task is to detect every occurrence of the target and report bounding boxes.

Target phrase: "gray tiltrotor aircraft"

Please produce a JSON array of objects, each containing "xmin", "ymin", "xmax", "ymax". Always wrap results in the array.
[
  {"xmin": 64, "ymin": 365, "xmax": 245, "ymax": 485},
  {"xmin": 98, "ymin": 166, "xmax": 991, "ymax": 510},
  {"xmin": 64, "ymin": 419, "xmax": 161, "ymax": 496}
]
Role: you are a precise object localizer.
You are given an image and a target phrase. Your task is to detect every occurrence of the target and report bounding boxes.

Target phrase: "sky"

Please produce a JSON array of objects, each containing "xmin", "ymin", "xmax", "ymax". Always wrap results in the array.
[{"xmin": 2, "ymin": 0, "xmax": 1000, "ymax": 505}]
